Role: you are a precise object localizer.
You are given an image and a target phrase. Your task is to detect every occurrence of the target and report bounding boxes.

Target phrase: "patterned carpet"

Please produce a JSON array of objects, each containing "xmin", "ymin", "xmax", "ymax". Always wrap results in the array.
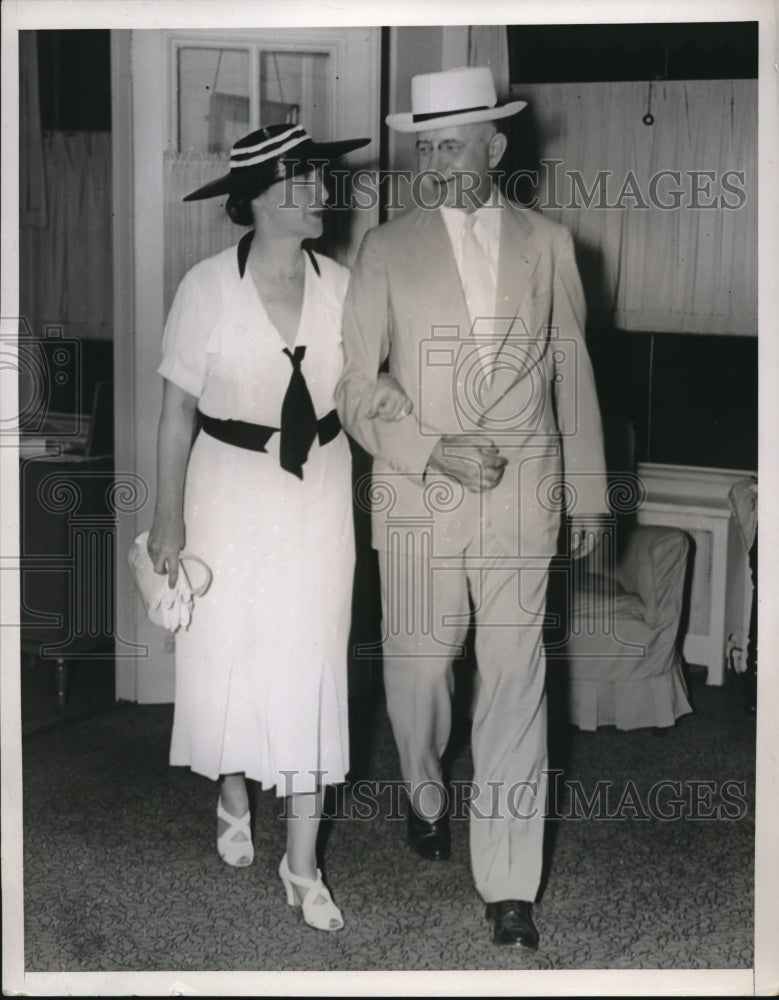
[{"xmin": 21, "ymin": 666, "xmax": 755, "ymax": 973}]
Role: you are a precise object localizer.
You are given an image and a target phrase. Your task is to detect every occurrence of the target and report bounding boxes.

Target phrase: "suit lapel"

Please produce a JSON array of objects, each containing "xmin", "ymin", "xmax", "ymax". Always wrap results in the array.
[
  {"xmin": 470, "ymin": 205, "xmax": 541, "ymax": 412},
  {"xmin": 494, "ymin": 203, "xmax": 539, "ymax": 341},
  {"xmin": 402, "ymin": 205, "xmax": 547, "ymax": 426},
  {"xmin": 409, "ymin": 207, "xmax": 472, "ymax": 338},
  {"xmin": 407, "ymin": 205, "xmax": 540, "ymax": 348}
]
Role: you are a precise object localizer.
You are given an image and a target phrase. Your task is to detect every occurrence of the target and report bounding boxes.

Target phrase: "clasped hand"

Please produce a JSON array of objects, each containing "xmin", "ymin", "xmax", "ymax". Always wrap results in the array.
[{"xmin": 427, "ymin": 434, "xmax": 507, "ymax": 494}]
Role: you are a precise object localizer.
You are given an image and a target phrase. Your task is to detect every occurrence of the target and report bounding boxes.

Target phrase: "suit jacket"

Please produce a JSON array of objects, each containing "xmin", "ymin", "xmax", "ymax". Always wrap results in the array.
[{"xmin": 335, "ymin": 201, "xmax": 608, "ymax": 558}]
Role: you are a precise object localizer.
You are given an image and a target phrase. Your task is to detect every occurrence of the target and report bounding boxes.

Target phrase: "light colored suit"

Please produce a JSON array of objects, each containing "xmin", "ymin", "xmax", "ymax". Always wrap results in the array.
[{"xmin": 336, "ymin": 200, "xmax": 607, "ymax": 903}]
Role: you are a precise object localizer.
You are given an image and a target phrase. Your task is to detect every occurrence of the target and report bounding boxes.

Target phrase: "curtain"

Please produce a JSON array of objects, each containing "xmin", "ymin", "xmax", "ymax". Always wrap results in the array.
[
  {"xmin": 20, "ymin": 131, "xmax": 113, "ymax": 341},
  {"xmin": 20, "ymin": 32, "xmax": 47, "ymax": 228},
  {"xmin": 164, "ymin": 152, "xmax": 237, "ymax": 312},
  {"xmin": 512, "ymin": 80, "xmax": 757, "ymax": 336}
]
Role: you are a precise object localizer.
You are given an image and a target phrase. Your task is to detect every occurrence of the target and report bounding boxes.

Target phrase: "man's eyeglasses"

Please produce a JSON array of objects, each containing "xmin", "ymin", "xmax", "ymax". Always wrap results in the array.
[{"xmin": 414, "ymin": 139, "xmax": 468, "ymax": 158}]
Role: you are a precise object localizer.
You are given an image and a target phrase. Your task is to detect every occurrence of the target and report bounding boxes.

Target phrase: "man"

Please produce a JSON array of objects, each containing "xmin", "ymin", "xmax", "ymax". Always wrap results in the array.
[{"xmin": 335, "ymin": 66, "xmax": 608, "ymax": 949}]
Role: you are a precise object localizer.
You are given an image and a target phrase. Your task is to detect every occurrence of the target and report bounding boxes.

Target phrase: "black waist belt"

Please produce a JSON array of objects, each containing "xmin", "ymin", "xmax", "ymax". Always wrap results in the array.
[{"xmin": 199, "ymin": 409, "xmax": 341, "ymax": 453}]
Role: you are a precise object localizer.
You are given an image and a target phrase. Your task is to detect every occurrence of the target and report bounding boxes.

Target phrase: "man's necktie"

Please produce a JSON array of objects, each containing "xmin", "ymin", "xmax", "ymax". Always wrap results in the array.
[
  {"xmin": 460, "ymin": 213, "xmax": 496, "ymax": 376},
  {"xmin": 279, "ymin": 345, "xmax": 318, "ymax": 479}
]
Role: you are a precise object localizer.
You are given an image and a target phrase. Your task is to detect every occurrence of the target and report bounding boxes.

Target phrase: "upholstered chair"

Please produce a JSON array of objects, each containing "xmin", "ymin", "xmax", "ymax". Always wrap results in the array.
[{"xmin": 547, "ymin": 420, "xmax": 693, "ymax": 731}]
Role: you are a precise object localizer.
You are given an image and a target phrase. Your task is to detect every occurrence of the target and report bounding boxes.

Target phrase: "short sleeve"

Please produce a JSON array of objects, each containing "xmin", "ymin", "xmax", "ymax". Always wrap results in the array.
[{"xmin": 157, "ymin": 266, "xmax": 212, "ymax": 398}]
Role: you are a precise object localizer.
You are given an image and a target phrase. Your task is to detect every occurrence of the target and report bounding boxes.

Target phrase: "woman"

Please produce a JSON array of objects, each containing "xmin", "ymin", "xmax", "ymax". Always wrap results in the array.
[{"xmin": 148, "ymin": 124, "xmax": 405, "ymax": 932}]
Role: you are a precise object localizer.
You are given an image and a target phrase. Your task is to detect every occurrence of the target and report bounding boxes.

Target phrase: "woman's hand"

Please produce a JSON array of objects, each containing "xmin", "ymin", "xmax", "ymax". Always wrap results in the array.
[
  {"xmin": 366, "ymin": 373, "xmax": 413, "ymax": 421},
  {"xmin": 147, "ymin": 517, "xmax": 186, "ymax": 587}
]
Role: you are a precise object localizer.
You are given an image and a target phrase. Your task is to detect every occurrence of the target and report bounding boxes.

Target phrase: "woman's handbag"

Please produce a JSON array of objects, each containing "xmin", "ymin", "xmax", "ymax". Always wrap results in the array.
[{"xmin": 127, "ymin": 531, "xmax": 212, "ymax": 632}]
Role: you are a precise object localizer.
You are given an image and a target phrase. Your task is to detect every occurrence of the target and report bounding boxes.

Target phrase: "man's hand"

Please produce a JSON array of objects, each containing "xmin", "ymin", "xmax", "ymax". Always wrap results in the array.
[
  {"xmin": 366, "ymin": 373, "xmax": 413, "ymax": 421},
  {"xmin": 426, "ymin": 434, "xmax": 508, "ymax": 493}
]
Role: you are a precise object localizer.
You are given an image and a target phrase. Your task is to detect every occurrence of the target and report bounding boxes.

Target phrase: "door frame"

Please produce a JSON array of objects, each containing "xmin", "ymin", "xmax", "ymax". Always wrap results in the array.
[{"xmin": 113, "ymin": 30, "xmax": 176, "ymax": 702}]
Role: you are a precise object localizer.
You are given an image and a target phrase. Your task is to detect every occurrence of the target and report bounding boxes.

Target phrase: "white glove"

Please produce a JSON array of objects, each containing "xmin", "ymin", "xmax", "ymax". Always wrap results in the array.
[{"xmin": 150, "ymin": 571, "xmax": 195, "ymax": 633}]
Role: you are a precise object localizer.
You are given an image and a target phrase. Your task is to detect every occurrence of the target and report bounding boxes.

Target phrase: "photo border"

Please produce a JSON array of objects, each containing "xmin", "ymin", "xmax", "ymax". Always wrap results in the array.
[{"xmin": 2, "ymin": 0, "xmax": 776, "ymax": 995}]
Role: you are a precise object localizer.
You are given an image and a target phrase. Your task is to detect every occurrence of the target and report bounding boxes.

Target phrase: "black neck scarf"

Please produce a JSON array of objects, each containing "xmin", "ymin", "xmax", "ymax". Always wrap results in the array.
[
  {"xmin": 238, "ymin": 230, "xmax": 322, "ymax": 479},
  {"xmin": 279, "ymin": 345, "xmax": 319, "ymax": 479}
]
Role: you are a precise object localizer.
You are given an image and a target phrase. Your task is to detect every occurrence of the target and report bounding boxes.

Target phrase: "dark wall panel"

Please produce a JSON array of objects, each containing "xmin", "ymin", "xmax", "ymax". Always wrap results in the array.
[
  {"xmin": 649, "ymin": 334, "xmax": 757, "ymax": 470},
  {"xmin": 586, "ymin": 329, "xmax": 757, "ymax": 472},
  {"xmin": 37, "ymin": 30, "xmax": 111, "ymax": 131},
  {"xmin": 587, "ymin": 329, "xmax": 653, "ymax": 462},
  {"xmin": 508, "ymin": 22, "xmax": 758, "ymax": 84}
]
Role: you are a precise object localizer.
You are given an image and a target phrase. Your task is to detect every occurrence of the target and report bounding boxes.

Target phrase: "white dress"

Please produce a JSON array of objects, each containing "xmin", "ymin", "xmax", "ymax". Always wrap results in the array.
[{"xmin": 158, "ymin": 241, "xmax": 354, "ymax": 795}]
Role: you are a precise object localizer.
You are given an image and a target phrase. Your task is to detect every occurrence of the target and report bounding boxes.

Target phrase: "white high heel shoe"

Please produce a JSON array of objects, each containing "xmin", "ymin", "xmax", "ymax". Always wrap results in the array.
[
  {"xmin": 216, "ymin": 799, "xmax": 254, "ymax": 867},
  {"xmin": 278, "ymin": 853, "xmax": 344, "ymax": 931}
]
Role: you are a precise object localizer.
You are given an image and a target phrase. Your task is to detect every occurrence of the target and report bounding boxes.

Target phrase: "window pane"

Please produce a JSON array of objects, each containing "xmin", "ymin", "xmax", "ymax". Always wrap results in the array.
[
  {"xmin": 259, "ymin": 51, "xmax": 330, "ymax": 138},
  {"xmin": 178, "ymin": 47, "xmax": 250, "ymax": 153}
]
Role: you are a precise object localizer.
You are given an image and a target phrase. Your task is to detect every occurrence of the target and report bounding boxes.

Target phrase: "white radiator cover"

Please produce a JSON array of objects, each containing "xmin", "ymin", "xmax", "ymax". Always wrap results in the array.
[{"xmin": 636, "ymin": 463, "xmax": 755, "ymax": 686}]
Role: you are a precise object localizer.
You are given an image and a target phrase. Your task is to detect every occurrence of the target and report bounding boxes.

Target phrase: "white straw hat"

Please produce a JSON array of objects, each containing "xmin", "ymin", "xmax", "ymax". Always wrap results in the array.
[{"xmin": 386, "ymin": 66, "xmax": 526, "ymax": 133}]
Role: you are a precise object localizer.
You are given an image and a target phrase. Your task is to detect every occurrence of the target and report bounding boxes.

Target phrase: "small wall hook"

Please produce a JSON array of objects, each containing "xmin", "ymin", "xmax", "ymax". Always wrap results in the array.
[{"xmin": 643, "ymin": 81, "xmax": 655, "ymax": 126}]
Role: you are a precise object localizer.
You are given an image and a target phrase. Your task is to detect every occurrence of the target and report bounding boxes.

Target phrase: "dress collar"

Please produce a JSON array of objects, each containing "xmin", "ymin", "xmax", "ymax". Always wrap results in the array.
[
  {"xmin": 236, "ymin": 229, "xmax": 320, "ymax": 278},
  {"xmin": 237, "ymin": 230, "xmax": 253, "ymax": 278}
]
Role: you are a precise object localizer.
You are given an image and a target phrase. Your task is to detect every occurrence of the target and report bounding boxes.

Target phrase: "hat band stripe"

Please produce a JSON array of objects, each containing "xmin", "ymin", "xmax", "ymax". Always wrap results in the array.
[
  {"xmin": 232, "ymin": 126, "xmax": 307, "ymax": 158},
  {"xmin": 411, "ymin": 104, "xmax": 492, "ymax": 123},
  {"xmin": 233, "ymin": 125, "xmax": 308, "ymax": 153},
  {"xmin": 230, "ymin": 130, "xmax": 309, "ymax": 168}
]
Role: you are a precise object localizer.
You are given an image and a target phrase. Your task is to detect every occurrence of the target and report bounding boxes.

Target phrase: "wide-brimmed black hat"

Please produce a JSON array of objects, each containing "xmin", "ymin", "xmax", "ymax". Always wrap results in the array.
[{"xmin": 183, "ymin": 124, "xmax": 371, "ymax": 202}]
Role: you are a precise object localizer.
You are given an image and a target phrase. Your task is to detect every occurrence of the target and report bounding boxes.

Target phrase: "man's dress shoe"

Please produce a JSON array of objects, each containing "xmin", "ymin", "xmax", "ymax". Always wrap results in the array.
[
  {"xmin": 485, "ymin": 900, "xmax": 539, "ymax": 949},
  {"xmin": 406, "ymin": 807, "xmax": 450, "ymax": 861}
]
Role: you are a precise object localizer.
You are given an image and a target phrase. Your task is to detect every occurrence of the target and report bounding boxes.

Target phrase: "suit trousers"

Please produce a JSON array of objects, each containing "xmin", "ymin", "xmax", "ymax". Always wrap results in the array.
[{"xmin": 378, "ymin": 531, "xmax": 550, "ymax": 904}]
